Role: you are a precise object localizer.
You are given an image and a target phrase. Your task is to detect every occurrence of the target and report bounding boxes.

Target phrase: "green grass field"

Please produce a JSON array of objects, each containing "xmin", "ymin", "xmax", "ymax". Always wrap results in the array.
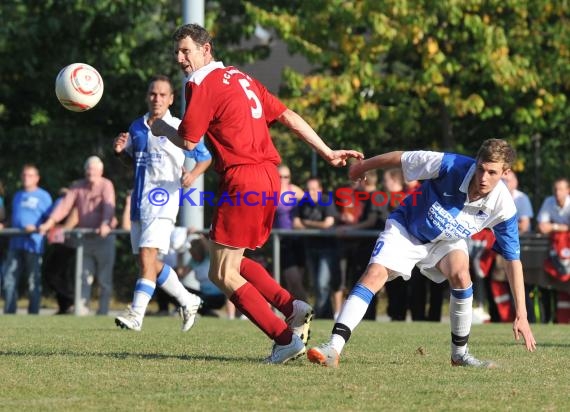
[{"xmin": 0, "ymin": 315, "xmax": 567, "ymax": 411}]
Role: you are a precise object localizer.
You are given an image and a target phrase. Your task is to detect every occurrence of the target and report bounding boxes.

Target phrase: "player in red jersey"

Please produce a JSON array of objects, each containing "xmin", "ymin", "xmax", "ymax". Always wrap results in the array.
[{"xmin": 152, "ymin": 23, "xmax": 363, "ymax": 363}]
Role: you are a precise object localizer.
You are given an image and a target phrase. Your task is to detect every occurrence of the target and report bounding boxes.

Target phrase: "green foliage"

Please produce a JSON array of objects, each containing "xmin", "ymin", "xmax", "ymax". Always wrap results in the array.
[
  {"xmin": 1, "ymin": 0, "xmax": 174, "ymax": 197},
  {"xmin": 1, "ymin": 0, "xmax": 569, "ymax": 208},
  {"xmin": 247, "ymin": 0, "xmax": 570, "ymax": 199}
]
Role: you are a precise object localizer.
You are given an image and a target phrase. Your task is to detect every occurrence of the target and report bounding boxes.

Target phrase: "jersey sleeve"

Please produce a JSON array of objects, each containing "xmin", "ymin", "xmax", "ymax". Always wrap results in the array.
[
  {"xmin": 491, "ymin": 214, "xmax": 521, "ymax": 260},
  {"xmin": 179, "ymin": 82, "xmax": 214, "ymax": 144},
  {"xmin": 184, "ymin": 139, "xmax": 212, "ymax": 163},
  {"xmin": 401, "ymin": 151, "xmax": 444, "ymax": 182}
]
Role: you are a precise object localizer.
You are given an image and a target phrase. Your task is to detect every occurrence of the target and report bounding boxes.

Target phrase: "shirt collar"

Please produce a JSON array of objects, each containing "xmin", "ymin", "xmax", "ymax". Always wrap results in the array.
[
  {"xmin": 462, "ymin": 165, "xmax": 505, "ymax": 209},
  {"xmin": 144, "ymin": 109, "xmax": 173, "ymax": 126},
  {"xmin": 459, "ymin": 163, "xmax": 475, "ymax": 194},
  {"xmin": 188, "ymin": 61, "xmax": 225, "ymax": 85}
]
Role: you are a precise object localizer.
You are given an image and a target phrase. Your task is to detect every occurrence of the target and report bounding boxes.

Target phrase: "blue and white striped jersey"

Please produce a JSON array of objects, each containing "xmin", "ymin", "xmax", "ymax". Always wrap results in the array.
[
  {"xmin": 125, "ymin": 110, "xmax": 211, "ymax": 221},
  {"xmin": 390, "ymin": 151, "xmax": 520, "ymax": 260}
]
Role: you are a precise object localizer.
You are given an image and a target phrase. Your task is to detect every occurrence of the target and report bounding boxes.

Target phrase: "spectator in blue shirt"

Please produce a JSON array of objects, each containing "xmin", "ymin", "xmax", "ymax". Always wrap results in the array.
[
  {"xmin": 0, "ymin": 179, "xmax": 7, "ymax": 282},
  {"xmin": 503, "ymin": 171, "xmax": 534, "ymax": 233},
  {"xmin": 0, "ymin": 179, "xmax": 6, "ymax": 225},
  {"xmin": 2, "ymin": 164, "xmax": 53, "ymax": 314}
]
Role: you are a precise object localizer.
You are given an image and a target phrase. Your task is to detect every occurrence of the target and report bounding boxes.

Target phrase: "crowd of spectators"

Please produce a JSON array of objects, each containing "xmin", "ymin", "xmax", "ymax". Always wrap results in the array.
[{"xmin": 1, "ymin": 162, "xmax": 570, "ymax": 324}]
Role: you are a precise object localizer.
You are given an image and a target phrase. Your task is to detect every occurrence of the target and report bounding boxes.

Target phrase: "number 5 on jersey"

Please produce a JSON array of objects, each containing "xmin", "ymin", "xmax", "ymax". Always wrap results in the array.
[{"xmin": 238, "ymin": 78, "xmax": 262, "ymax": 119}]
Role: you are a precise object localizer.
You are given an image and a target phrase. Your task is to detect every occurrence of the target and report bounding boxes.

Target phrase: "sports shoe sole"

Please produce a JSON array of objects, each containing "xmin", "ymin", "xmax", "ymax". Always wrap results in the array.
[
  {"xmin": 180, "ymin": 298, "xmax": 202, "ymax": 332},
  {"xmin": 297, "ymin": 309, "xmax": 314, "ymax": 345},
  {"xmin": 450, "ymin": 358, "xmax": 497, "ymax": 369},
  {"xmin": 115, "ymin": 317, "xmax": 141, "ymax": 331},
  {"xmin": 265, "ymin": 346, "xmax": 306, "ymax": 364},
  {"xmin": 284, "ymin": 346, "xmax": 307, "ymax": 363},
  {"xmin": 306, "ymin": 347, "xmax": 339, "ymax": 368}
]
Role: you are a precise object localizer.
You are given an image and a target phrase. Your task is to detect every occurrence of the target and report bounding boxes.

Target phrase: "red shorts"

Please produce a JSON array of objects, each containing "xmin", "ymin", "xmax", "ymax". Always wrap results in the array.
[{"xmin": 210, "ymin": 162, "xmax": 279, "ymax": 249}]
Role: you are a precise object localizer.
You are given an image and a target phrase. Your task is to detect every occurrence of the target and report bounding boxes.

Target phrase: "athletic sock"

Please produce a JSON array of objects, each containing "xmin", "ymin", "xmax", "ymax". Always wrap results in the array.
[
  {"xmin": 156, "ymin": 264, "xmax": 194, "ymax": 307},
  {"xmin": 131, "ymin": 278, "xmax": 155, "ymax": 318},
  {"xmin": 230, "ymin": 282, "xmax": 292, "ymax": 345},
  {"xmin": 239, "ymin": 257, "xmax": 294, "ymax": 317},
  {"xmin": 450, "ymin": 284, "xmax": 474, "ymax": 360},
  {"xmin": 330, "ymin": 283, "xmax": 375, "ymax": 354}
]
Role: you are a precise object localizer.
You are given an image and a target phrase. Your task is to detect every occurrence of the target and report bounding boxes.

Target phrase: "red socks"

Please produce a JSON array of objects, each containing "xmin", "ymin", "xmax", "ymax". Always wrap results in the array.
[
  {"xmin": 239, "ymin": 257, "xmax": 294, "ymax": 318},
  {"xmin": 227, "ymin": 258, "xmax": 297, "ymax": 345},
  {"xmin": 230, "ymin": 283, "xmax": 292, "ymax": 345}
]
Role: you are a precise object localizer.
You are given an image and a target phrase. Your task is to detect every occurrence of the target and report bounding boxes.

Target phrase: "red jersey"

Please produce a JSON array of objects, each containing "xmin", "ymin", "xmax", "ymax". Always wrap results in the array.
[{"xmin": 178, "ymin": 61, "xmax": 285, "ymax": 174}]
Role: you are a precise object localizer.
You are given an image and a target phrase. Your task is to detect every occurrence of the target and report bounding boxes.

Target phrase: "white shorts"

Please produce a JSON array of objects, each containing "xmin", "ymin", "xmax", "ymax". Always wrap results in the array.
[
  {"xmin": 368, "ymin": 219, "xmax": 468, "ymax": 283},
  {"xmin": 130, "ymin": 218, "xmax": 175, "ymax": 255}
]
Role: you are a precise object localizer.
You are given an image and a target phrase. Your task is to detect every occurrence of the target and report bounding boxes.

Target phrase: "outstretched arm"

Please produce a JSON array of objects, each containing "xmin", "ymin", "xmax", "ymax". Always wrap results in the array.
[
  {"xmin": 276, "ymin": 109, "xmax": 363, "ymax": 167},
  {"xmin": 349, "ymin": 152, "xmax": 405, "ymax": 181},
  {"xmin": 504, "ymin": 259, "xmax": 537, "ymax": 351},
  {"xmin": 150, "ymin": 119, "xmax": 196, "ymax": 151}
]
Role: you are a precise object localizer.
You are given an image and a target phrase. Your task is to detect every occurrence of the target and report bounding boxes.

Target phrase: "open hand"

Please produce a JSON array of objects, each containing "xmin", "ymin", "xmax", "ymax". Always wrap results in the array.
[
  {"xmin": 113, "ymin": 132, "xmax": 129, "ymax": 154},
  {"xmin": 325, "ymin": 150, "xmax": 364, "ymax": 167},
  {"xmin": 513, "ymin": 315, "xmax": 537, "ymax": 352}
]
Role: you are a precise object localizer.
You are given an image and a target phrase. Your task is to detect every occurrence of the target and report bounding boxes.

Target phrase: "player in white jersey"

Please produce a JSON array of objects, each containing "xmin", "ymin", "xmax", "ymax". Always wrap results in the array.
[
  {"xmin": 307, "ymin": 139, "xmax": 536, "ymax": 368},
  {"xmin": 113, "ymin": 75, "xmax": 212, "ymax": 331}
]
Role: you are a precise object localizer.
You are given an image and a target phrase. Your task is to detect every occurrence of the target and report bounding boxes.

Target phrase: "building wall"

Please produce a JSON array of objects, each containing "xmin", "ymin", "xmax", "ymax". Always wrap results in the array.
[{"xmin": 241, "ymin": 39, "xmax": 312, "ymax": 94}]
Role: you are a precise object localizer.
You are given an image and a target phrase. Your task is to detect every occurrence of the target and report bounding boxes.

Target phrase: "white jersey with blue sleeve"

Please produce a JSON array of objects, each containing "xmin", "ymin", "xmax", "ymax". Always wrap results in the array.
[
  {"xmin": 390, "ymin": 151, "xmax": 520, "ymax": 260},
  {"xmin": 125, "ymin": 110, "xmax": 211, "ymax": 221}
]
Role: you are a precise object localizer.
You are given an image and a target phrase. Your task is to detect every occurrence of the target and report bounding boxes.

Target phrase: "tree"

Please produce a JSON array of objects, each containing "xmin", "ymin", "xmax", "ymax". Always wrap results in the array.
[
  {"xmin": 2, "ymin": 0, "xmax": 568, "ymax": 211},
  {"xmin": 0, "ymin": 0, "xmax": 265, "ymax": 196},
  {"xmin": 0, "ymin": 0, "xmax": 262, "ymax": 300},
  {"xmin": 246, "ymin": 0, "xmax": 569, "ymax": 203}
]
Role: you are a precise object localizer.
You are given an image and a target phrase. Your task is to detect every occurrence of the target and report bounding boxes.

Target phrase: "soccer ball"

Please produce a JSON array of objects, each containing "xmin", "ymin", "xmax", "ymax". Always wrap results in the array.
[{"xmin": 55, "ymin": 63, "xmax": 104, "ymax": 112}]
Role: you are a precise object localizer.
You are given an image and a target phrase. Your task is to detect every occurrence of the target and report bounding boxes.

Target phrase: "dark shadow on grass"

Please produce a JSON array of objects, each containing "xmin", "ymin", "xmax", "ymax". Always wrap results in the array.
[
  {"xmin": 0, "ymin": 350, "xmax": 260, "ymax": 363},
  {"xmin": 524, "ymin": 342, "xmax": 570, "ymax": 348},
  {"xmin": 494, "ymin": 341, "xmax": 570, "ymax": 348}
]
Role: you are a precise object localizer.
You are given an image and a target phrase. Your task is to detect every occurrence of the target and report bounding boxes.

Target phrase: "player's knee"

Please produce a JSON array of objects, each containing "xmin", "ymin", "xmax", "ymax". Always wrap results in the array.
[
  {"xmin": 208, "ymin": 268, "xmax": 224, "ymax": 286},
  {"xmin": 208, "ymin": 263, "xmax": 237, "ymax": 287},
  {"xmin": 448, "ymin": 270, "xmax": 471, "ymax": 289},
  {"xmin": 359, "ymin": 264, "xmax": 388, "ymax": 292}
]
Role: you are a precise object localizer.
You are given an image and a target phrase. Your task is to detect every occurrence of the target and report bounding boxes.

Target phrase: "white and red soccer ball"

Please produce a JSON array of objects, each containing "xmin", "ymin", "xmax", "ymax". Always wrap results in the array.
[{"xmin": 55, "ymin": 63, "xmax": 104, "ymax": 112}]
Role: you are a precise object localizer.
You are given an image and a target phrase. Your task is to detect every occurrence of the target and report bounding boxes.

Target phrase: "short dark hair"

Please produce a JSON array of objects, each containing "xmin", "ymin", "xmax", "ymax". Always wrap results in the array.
[
  {"xmin": 148, "ymin": 74, "xmax": 174, "ymax": 95},
  {"xmin": 553, "ymin": 177, "xmax": 570, "ymax": 188},
  {"xmin": 305, "ymin": 176, "xmax": 323, "ymax": 190},
  {"xmin": 476, "ymin": 139, "xmax": 516, "ymax": 171},
  {"xmin": 173, "ymin": 24, "xmax": 214, "ymax": 56}
]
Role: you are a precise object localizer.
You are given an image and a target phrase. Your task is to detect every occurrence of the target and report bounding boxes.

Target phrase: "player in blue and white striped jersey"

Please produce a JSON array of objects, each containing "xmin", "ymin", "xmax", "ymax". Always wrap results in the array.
[
  {"xmin": 113, "ymin": 75, "xmax": 212, "ymax": 332},
  {"xmin": 308, "ymin": 139, "xmax": 536, "ymax": 368}
]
